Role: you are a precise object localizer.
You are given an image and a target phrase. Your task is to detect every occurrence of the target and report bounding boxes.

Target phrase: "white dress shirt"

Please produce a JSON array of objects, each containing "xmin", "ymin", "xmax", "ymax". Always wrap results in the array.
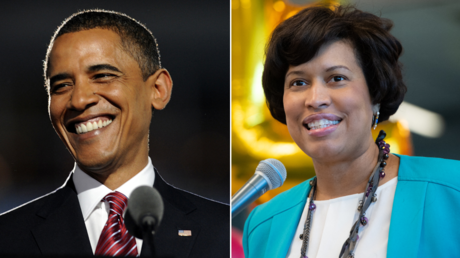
[
  {"xmin": 286, "ymin": 177, "xmax": 398, "ymax": 258},
  {"xmin": 72, "ymin": 158, "xmax": 155, "ymax": 254}
]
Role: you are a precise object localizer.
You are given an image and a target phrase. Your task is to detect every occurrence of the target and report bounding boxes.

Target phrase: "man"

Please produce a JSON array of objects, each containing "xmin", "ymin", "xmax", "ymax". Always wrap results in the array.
[{"xmin": 0, "ymin": 10, "xmax": 229, "ymax": 257}]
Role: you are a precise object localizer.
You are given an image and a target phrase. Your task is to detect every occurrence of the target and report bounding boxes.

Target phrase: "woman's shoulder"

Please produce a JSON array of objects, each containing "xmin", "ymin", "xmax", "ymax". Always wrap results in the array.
[{"xmin": 397, "ymin": 154, "xmax": 460, "ymax": 190}]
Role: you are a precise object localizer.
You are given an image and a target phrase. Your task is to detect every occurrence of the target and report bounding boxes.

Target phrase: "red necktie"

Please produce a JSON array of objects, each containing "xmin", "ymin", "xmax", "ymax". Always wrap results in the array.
[{"xmin": 95, "ymin": 192, "xmax": 138, "ymax": 256}]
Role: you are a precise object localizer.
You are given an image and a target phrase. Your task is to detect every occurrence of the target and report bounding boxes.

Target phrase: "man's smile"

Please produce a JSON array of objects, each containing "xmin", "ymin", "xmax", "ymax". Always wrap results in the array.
[{"xmin": 75, "ymin": 117, "xmax": 113, "ymax": 134}]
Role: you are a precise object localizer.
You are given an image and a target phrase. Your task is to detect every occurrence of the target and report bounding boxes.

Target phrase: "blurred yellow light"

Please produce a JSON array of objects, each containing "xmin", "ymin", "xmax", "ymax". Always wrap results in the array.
[
  {"xmin": 241, "ymin": 0, "xmax": 251, "ymax": 9},
  {"xmin": 232, "ymin": 0, "xmax": 240, "ymax": 9},
  {"xmin": 250, "ymin": 62, "xmax": 265, "ymax": 106},
  {"xmin": 285, "ymin": 10, "xmax": 299, "ymax": 19},
  {"xmin": 385, "ymin": 139, "xmax": 400, "ymax": 155},
  {"xmin": 233, "ymin": 102, "xmax": 300, "ymax": 158},
  {"xmin": 273, "ymin": 1, "xmax": 286, "ymax": 12},
  {"xmin": 397, "ymin": 120, "xmax": 410, "ymax": 138}
]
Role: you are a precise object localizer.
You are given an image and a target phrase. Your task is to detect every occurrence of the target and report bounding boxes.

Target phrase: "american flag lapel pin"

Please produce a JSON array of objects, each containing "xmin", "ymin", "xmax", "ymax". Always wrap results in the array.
[{"xmin": 178, "ymin": 230, "xmax": 192, "ymax": 236}]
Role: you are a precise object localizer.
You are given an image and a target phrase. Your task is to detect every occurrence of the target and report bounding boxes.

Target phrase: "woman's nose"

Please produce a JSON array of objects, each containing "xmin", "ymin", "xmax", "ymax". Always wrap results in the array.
[{"xmin": 304, "ymin": 81, "xmax": 331, "ymax": 110}]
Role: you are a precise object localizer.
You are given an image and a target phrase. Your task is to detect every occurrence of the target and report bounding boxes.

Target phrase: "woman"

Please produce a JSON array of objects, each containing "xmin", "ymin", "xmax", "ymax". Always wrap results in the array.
[{"xmin": 243, "ymin": 5, "xmax": 460, "ymax": 258}]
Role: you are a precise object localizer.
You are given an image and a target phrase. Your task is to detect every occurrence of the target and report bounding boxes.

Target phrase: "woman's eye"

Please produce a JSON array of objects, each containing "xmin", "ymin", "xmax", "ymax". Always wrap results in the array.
[
  {"xmin": 331, "ymin": 76, "xmax": 345, "ymax": 82},
  {"xmin": 291, "ymin": 80, "xmax": 307, "ymax": 86}
]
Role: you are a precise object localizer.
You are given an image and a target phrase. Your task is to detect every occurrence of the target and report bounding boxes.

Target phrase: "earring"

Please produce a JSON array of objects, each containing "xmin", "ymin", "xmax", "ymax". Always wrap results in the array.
[{"xmin": 373, "ymin": 111, "xmax": 380, "ymax": 130}]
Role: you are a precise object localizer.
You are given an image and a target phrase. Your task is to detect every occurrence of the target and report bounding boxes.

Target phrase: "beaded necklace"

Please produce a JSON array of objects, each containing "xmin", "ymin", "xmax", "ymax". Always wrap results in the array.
[{"xmin": 299, "ymin": 130, "xmax": 390, "ymax": 258}]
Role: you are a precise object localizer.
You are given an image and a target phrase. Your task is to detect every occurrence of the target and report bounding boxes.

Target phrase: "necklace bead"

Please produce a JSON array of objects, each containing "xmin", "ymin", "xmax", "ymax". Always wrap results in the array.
[
  {"xmin": 300, "ymin": 130, "xmax": 389, "ymax": 258},
  {"xmin": 360, "ymin": 216, "xmax": 369, "ymax": 226}
]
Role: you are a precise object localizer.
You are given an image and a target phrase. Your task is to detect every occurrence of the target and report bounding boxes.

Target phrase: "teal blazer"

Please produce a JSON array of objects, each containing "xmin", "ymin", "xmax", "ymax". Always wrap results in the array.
[{"xmin": 243, "ymin": 155, "xmax": 460, "ymax": 257}]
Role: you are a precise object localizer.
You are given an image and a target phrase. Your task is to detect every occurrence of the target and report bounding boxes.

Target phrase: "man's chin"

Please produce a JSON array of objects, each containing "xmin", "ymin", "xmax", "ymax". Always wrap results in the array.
[{"xmin": 75, "ymin": 153, "xmax": 117, "ymax": 174}]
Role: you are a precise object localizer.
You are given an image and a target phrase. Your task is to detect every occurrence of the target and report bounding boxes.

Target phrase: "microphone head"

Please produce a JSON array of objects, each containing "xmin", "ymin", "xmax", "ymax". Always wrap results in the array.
[
  {"xmin": 256, "ymin": 159, "xmax": 287, "ymax": 189},
  {"xmin": 125, "ymin": 186, "xmax": 164, "ymax": 238}
]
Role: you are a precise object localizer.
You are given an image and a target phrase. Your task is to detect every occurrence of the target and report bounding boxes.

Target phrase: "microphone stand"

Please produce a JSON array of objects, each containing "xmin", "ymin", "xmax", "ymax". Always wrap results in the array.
[{"xmin": 140, "ymin": 215, "xmax": 156, "ymax": 258}]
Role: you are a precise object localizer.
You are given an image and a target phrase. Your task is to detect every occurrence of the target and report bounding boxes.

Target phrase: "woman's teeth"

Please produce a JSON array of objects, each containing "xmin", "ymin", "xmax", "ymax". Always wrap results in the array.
[
  {"xmin": 307, "ymin": 119, "xmax": 339, "ymax": 130},
  {"xmin": 75, "ymin": 119, "xmax": 112, "ymax": 134}
]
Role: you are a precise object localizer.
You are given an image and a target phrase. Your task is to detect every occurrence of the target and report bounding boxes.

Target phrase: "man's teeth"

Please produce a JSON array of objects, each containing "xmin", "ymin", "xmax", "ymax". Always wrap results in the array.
[
  {"xmin": 76, "ymin": 119, "xmax": 112, "ymax": 134},
  {"xmin": 307, "ymin": 119, "xmax": 339, "ymax": 130}
]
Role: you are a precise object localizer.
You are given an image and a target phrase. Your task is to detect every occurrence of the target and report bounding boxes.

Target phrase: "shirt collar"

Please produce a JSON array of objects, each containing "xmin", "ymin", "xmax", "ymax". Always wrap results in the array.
[{"xmin": 72, "ymin": 157, "xmax": 155, "ymax": 221}]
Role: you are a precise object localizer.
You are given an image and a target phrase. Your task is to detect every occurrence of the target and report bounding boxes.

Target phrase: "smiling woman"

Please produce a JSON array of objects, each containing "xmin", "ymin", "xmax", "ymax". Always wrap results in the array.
[{"xmin": 242, "ymin": 5, "xmax": 460, "ymax": 258}]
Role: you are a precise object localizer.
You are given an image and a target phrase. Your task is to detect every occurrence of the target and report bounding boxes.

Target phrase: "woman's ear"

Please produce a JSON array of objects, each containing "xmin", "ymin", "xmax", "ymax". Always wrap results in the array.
[{"xmin": 148, "ymin": 68, "xmax": 173, "ymax": 110}]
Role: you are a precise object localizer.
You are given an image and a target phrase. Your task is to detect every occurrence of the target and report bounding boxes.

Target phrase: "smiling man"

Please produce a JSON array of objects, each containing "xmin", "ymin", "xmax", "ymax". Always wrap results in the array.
[{"xmin": 0, "ymin": 10, "xmax": 229, "ymax": 257}]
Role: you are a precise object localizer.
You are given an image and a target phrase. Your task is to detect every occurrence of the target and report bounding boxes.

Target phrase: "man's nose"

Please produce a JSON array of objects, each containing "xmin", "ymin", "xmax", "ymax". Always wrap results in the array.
[
  {"xmin": 67, "ymin": 80, "xmax": 99, "ymax": 111},
  {"xmin": 305, "ymin": 81, "xmax": 332, "ymax": 110}
]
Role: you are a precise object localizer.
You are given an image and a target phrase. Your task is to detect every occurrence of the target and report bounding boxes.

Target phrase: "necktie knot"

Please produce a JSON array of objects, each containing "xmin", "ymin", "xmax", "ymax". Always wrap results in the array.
[
  {"xmin": 104, "ymin": 191, "xmax": 128, "ymax": 216},
  {"xmin": 95, "ymin": 191, "xmax": 138, "ymax": 256}
]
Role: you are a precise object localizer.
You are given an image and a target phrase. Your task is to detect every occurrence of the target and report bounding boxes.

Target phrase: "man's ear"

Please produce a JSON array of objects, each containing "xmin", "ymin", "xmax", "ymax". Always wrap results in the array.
[{"xmin": 148, "ymin": 68, "xmax": 173, "ymax": 110}]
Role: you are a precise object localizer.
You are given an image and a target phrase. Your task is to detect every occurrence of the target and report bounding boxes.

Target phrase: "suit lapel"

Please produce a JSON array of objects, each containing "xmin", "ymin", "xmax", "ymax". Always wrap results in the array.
[
  {"xmin": 31, "ymin": 177, "xmax": 92, "ymax": 255},
  {"xmin": 145, "ymin": 169, "xmax": 200, "ymax": 258}
]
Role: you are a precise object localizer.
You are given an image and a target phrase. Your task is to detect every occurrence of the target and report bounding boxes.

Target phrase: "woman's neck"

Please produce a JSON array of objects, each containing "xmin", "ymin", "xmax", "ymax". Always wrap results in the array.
[{"xmin": 312, "ymin": 139, "xmax": 399, "ymax": 201}]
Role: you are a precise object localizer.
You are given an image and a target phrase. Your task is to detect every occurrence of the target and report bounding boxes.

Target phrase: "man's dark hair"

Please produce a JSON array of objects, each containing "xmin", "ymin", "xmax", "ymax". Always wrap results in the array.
[
  {"xmin": 44, "ymin": 9, "xmax": 161, "ymax": 91},
  {"xmin": 263, "ymin": 5, "xmax": 407, "ymax": 124}
]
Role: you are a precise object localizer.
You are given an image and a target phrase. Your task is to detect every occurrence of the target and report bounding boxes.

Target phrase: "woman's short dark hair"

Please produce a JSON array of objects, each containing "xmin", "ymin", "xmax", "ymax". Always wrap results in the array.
[{"xmin": 263, "ymin": 5, "xmax": 406, "ymax": 124}]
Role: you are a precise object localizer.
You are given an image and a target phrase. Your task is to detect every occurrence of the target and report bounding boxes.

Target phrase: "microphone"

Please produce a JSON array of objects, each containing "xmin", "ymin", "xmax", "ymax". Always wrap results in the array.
[
  {"xmin": 125, "ymin": 186, "xmax": 164, "ymax": 257},
  {"xmin": 231, "ymin": 159, "xmax": 287, "ymax": 218}
]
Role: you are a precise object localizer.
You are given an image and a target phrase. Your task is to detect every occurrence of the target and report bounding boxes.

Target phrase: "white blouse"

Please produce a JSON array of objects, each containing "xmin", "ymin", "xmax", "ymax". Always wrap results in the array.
[{"xmin": 286, "ymin": 177, "xmax": 398, "ymax": 258}]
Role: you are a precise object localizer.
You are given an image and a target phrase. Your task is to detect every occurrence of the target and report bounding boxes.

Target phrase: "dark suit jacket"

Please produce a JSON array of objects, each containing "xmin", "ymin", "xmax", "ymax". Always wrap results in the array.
[{"xmin": 0, "ymin": 169, "xmax": 229, "ymax": 257}]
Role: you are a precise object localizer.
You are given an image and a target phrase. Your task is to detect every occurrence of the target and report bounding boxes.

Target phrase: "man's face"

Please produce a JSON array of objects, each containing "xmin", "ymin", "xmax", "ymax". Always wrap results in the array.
[{"xmin": 48, "ymin": 28, "xmax": 161, "ymax": 173}]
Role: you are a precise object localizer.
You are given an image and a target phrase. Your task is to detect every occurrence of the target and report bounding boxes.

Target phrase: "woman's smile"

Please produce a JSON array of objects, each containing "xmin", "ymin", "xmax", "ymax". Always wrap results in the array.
[{"xmin": 303, "ymin": 113, "xmax": 343, "ymax": 137}]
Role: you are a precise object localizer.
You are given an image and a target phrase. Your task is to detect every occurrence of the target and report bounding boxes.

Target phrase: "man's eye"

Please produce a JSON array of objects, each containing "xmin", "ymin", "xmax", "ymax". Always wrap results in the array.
[
  {"xmin": 51, "ymin": 83, "xmax": 71, "ymax": 93},
  {"xmin": 94, "ymin": 73, "xmax": 115, "ymax": 79}
]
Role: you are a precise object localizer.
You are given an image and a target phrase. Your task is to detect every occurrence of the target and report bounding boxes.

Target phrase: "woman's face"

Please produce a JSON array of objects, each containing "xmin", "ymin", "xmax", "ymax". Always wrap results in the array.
[{"xmin": 283, "ymin": 40, "xmax": 375, "ymax": 162}]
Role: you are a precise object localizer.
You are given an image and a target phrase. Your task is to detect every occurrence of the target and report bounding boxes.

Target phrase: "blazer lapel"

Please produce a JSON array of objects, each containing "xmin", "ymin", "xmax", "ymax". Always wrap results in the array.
[
  {"xmin": 264, "ymin": 202, "xmax": 306, "ymax": 257},
  {"xmin": 387, "ymin": 157, "xmax": 428, "ymax": 258},
  {"xmin": 31, "ymin": 177, "xmax": 92, "ymax": 255},
  {"xmin": 262, "ymin": 180, "xmax": 311, "ymax": 257},
  {"xmin": 145, "ymin": 169, "xmax": 200, "ymax": 258}
]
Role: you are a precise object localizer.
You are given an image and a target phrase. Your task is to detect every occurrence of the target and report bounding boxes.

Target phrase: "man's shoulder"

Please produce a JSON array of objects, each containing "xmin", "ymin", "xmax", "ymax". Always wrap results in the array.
[
  {"xmin": 154, "ymin": 173, "xmax": 230, "ymax": 257},
  {"xmin": 159, "ymin": 179, "xmax": 229, "ymax": 219},
  {"xmin": 0, "ymin": 184, "xmax": 82, "ymax": 255},
  {"xmin": 0, "ymin": 187, "xmax": 62, "ymax": 223}
]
